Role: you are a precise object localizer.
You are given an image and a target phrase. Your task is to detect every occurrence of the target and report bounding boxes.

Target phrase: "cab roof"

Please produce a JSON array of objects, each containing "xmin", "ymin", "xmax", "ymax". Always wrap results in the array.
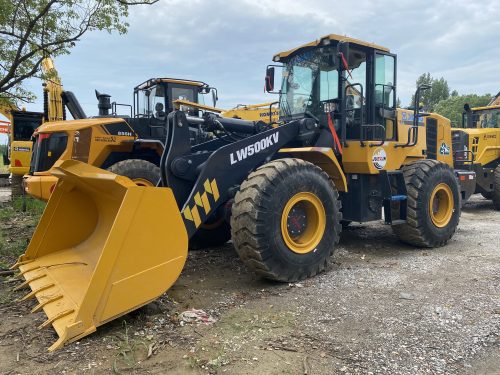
[
  {"xmin": 134, "ymin": 78, "xmax": 208, "ymax": 91},
  {"xmin": 471, "ymin": 104, "xmax": 500, "ymax": 111},
  {"xmin": 273, "ymin": 34, "xmax": 390, "ymax": 62}
]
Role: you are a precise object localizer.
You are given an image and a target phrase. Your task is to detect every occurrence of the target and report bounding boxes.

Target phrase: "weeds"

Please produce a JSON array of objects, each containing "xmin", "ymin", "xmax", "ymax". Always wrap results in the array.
[
  {"xmin": 112, "ymin": 321, "xmax": 148, "ymax": 374},
  {"xmin": 185, "ymin": 345, "xmax": 228, "ymax": 373}
]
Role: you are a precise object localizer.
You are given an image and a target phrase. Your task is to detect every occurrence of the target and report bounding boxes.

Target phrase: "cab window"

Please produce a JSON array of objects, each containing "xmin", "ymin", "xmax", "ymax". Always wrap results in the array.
[
  {"xmin": 345, "ymin": 50, "xmax": 367, "ymax": 139},
  {"xmin": 375, "ymin": 54, "xmax": 396, "ymax": 140}
]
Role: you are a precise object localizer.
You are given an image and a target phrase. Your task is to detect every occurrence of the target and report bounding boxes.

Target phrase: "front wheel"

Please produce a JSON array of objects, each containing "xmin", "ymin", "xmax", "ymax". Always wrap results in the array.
[
  {"xmin": 392, "ymin": 160, "xmax": 460, "ymax": 247},
  {"xmin": 231, "ymin": 158, "xmax": 342, "ymax": 282}
]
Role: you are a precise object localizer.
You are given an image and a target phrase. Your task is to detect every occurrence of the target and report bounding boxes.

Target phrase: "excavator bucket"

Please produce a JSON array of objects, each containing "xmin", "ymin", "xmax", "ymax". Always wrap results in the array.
[{"xmin": 12, "ymin": 160, "xmax": 188, "ymax": 351}]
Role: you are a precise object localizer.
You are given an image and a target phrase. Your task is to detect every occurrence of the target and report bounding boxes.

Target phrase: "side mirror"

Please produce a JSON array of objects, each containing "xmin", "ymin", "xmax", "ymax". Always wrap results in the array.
[{"xmin": 265, "ymin": 67, "xmax": 275, "ymax": 92}]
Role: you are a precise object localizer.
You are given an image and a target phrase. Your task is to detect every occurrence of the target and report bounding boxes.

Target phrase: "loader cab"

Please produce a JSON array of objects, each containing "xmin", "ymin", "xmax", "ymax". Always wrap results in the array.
[
  {"xmin": 133, "ymin": 78, "xmax": 216, "ymax": 119},
  {"xmin": 270, "ymin": 35, "xmax": 398, "ymax": 147},
  {"xmin": 132, "ymin": 78, "xmax": 217, "ymax": 138},
  {"xmin": 462, "ymin": 106, "xmax": 500, "ymax": 129}
]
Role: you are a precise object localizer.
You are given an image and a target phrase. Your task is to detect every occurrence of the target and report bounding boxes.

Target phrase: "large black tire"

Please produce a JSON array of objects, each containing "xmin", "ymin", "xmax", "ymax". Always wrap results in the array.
[
  {"xmin": 392, "ymin": 160, "xmax": 460, "ymax": 247},
  {"xmin": 189, "ymin": 215, "xmax": 231, "ymax": 249},
  {"xmin": 231, "ymin": 158, "xmax": 342, "ymax": 282},
  {"xmin": 107, "ymin": 159, "xmax": 160, "ymax": 186},
  {"xmin": 493, "ymin": 165, "xmax": 500, "ymax": 210}
]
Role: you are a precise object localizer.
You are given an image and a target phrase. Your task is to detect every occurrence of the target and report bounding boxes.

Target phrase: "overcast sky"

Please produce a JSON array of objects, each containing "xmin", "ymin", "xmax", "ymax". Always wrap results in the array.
[{"xmin": 7, "ymin": 0, "xmax": 500, "ymax": 122}]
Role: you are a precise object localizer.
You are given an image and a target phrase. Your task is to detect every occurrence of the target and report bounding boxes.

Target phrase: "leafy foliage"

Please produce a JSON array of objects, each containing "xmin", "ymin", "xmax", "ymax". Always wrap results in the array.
[
  {"xmin": 0, "ymin": 0, "xmax": 157, "ymax": 104},
  {"xmin": 410, "ymin": 73, "xmax": 450, "ymax": 111},
  {"xmin": 433, "ymin": 94, "xmax": 492, "ymax": 127}
]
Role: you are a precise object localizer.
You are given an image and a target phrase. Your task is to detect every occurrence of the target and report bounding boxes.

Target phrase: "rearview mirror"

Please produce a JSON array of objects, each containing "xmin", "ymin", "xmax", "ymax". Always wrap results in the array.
[{"xmin": 265, "ymin": 67, "xmax": 275, "ymax": 92}]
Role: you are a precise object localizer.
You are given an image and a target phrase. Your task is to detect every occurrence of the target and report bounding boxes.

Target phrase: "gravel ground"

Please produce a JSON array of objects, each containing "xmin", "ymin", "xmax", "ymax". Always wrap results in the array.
[{"xmin": 0, "ymin": 195, "xmax": 498, "ymax": 374}]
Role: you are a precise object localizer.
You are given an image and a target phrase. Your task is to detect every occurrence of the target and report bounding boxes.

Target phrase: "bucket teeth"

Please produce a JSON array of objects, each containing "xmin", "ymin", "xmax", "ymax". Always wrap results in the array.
[
  {"xmin": 17, "ymin": 283, "xmax": 55, "ymax": 302},
  {"xmin": 14, "ymin": 274, "xmax": 47, "ymax": 291},
  {"xmin": 18, "ymin": 265, "xmax": 41, "ymax": 277},
  {"xmin": 10, "ymin": 259, "xmax": 34, "ymax": 270},
  {"xmin": 38, "ymin": 309, "xmax": 74, "ymax": 330},
  {"xmin": 31, "ymin": 294, "xmax": 63, "ymax": 314}
]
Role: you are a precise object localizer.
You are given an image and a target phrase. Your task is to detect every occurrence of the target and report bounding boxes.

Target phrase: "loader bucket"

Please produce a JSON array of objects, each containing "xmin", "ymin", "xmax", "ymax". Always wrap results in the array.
[{"xmin": 12, "ymin": 160, "xmax": 188, "ymax": 351}]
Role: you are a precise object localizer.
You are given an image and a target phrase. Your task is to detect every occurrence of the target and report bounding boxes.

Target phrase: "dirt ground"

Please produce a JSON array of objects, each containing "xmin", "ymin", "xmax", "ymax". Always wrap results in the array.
[{"xmin": 0, "ymin": 195, "xmax": 498, "ymax": 375}]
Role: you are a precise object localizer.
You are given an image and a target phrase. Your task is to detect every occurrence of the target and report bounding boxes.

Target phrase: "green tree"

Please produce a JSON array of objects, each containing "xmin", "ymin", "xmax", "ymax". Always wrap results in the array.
[
  {"xmin": 411, "ymin": 73, "xmax": 450, "ymax": 111},
  {"xmin": 0, "ymin": 0, "xmax": 158, "ymax": 103},
  {"xmin": 433, "ymin": 94, "xmax": 492, "ymax": 127}
]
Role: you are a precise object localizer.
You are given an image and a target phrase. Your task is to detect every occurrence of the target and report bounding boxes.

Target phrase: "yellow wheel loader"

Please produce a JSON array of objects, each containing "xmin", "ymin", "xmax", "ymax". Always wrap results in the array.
[
  {"xmin": 453, "ymin": 103, "xmax": 500, "ymax": 208},
  {"xmin": 13, "ymin": 34, "xmax": 473, "ymax": 351}
]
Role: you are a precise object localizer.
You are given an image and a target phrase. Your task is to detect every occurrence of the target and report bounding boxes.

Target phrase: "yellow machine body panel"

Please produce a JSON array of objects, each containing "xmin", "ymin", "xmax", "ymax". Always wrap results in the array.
[
  {"xmin": 13, "ymin": 160, "xmax": 188, "ymax": 351},
  {"xmin": 342, "ymin": 109, "xmax": 453, "ymax": 174},
  {"xmin": 463, "ymin": 127, "xmax": 500, "ymax": 166},
  {"xmin": 9, "ymin": 140, "xmax": 33, "ymax": 175},
  {"xmin": 24, "ymin": 118, "xmax": 137, "ymax": 200},
  {"xmin": 222, "ymin": 102, "xmax": 279, "ymax": 123}
]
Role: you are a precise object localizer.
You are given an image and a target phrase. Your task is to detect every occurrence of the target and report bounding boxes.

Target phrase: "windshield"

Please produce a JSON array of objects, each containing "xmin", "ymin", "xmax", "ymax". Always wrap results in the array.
[
  {"xmin": 279, "ymin": 49, "xmax": 329, "ymax": 118},
  {"xmin": 279, "ymin": 46, "xmax": 368, "ymax": 120},
  {"xmin": 472, "ymin": 108, "xmax": 499, "ymax": 129},
  {"xmin": 136, "ymin": 84, "xmax": 166, "ymax": 118}
]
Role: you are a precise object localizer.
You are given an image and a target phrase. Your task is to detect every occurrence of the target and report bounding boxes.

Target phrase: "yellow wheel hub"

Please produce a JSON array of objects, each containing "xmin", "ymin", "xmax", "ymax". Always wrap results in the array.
[
  {"xmin": 132, "ymin": 178, "xmax": 154, "ymax": 187},
  {"xmin": 281, "ymin": 192, "xmax": 326, "ymax": 254},
  {"xmin": 429, "ymin": 183, "xmax": 453, "ymax": 228}
]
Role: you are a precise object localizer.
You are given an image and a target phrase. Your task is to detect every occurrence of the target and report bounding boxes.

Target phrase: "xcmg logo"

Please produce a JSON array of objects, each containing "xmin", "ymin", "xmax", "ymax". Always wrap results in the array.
[{"xmin": 230, "ymin": 132, "xmax": 279, "ymax": 165}]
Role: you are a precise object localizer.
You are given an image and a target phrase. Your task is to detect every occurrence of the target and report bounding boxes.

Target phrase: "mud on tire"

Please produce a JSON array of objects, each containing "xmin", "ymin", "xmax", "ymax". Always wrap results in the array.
[
  {"xmin": 231, "ymin": 158, "xmax": 342, "ymax": 282},
  {"xmin": 392, "ymin": 160, "xmax": 460, "ymax": 247}
]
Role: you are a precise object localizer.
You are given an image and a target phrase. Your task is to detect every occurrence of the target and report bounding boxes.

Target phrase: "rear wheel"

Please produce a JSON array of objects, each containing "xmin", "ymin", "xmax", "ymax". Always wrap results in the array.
[
  {"xmin": 231, "ymin": 158, "xmax": 341, "ymax": 282},
  {"xmin": 107, "ymin": 159, "xmax": 160, "ymax": 186},
  {"xmin": 493, "ymin": 165, "xmax": 500, "ymax": 210},
  {"xmin": 392, "ymin": 160, "xmax": 460, "ymax": 247}
]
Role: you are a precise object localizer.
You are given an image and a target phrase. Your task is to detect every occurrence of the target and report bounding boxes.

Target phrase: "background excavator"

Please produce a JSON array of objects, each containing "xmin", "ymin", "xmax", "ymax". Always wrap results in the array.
[
  {"xmin": 12, "ymin": 34, "xmax": 474, "ymax": 351},
  {"xmin": 0, "ymin": 58, "xmax": 85, "ymax": 178},
  {"xmin": 452, "ymin": 96, "xmax": 500, "ymax": 208}
]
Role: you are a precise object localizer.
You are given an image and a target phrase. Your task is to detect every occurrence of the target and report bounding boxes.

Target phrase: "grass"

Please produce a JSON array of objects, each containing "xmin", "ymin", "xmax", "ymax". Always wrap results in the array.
[
  {"xmin": 111, "ymin": 321, "xmax": 149, "ymax": 374},
  {"xmin": 0, "ymin": 196, "xmax": 46, "ymax": 268},
  {"xmin": 0, "ymin": 149, "xmax": 8, "ymax": 174}
]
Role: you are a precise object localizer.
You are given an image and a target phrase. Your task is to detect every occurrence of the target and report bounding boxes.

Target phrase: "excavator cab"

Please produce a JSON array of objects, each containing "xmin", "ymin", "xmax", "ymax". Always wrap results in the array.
[{"xmin": 9, "ymin": 110, "xmax": 44, "ymax": 175}]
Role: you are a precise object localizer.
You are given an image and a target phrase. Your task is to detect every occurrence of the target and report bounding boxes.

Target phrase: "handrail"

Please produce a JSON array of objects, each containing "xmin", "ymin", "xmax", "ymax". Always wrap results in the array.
[{"xmin": 361, "ymin": 123, "xmax": 386, "ymax": 147}]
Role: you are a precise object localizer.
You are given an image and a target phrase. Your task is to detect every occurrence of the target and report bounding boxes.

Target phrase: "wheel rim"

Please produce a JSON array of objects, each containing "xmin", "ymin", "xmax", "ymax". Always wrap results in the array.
[
  {"xmin": 429, "ymin": 183, "xmax": 453, "ymax": 228},
  {"xmin": 281, "ymin": 192, "xmax": 326, "ymax": 254},
  {"xmin": 132, "ymin": 178, "xmax": 154, "ymax": 187}
]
